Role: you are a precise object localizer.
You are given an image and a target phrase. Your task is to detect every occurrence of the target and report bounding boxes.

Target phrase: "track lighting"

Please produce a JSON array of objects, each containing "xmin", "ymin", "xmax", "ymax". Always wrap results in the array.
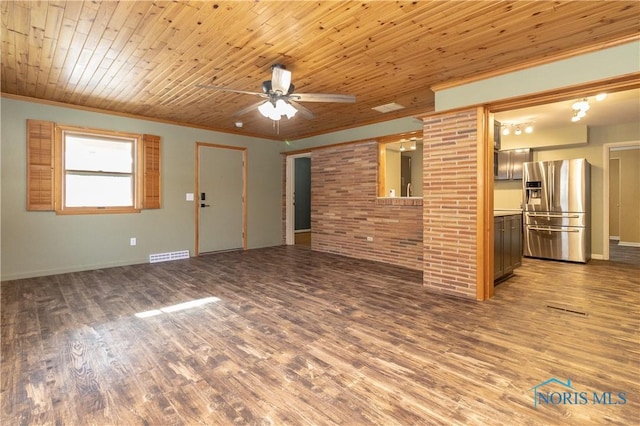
[
  {"xmin": 399, "ymin": 142, "xmax": 406, "ymax": 152},
  {"xmin": 570, "ymin": 95, "xmax": 605, "ymax": 122},
  {"xmin": 571, "ymin": 111, "xmax": 581, "ymax": 122},
  {"xmin": 571, "ymin": 99, "xmax": 590, "ymax": 111},
  {"xmin": 501, "ymin": 123, "xmax": 533, "ymax": 136}
]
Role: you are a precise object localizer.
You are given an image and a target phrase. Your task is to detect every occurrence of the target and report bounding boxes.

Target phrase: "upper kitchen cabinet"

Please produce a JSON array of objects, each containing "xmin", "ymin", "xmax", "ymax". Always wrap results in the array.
[{"xmin": 495, "ymin": 149, "xmax": 532, "ymax": 181}]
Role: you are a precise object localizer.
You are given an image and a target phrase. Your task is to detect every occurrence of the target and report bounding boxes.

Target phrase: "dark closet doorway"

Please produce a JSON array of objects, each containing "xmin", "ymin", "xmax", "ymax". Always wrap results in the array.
[{"xmin": 294, "ymin": 157, "xmax": 311, "ymax": 246}]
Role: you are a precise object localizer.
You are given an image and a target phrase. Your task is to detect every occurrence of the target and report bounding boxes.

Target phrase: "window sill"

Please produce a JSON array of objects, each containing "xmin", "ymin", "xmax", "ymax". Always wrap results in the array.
[
  {"xmin": 55, "ymin": 207, "xmax": 142, "ymax": 215},
  {"xmin": 375, "ymin": 197, "xmax": 423, "ymax": 206}
]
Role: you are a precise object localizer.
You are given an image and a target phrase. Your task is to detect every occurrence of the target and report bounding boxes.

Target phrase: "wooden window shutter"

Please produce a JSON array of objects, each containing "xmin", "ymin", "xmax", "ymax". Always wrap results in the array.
[
  {"xmin": 26, "ymin": 119, "xmax": 55, "ymax": 211},
  {"xmin": 142, "ymin": 134, "xmax": 161, "ymax": 209}
]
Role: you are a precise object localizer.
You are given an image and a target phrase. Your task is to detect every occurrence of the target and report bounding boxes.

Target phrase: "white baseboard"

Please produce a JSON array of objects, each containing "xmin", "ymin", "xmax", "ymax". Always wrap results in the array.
[
  {"xmin": 609, "ymin": 236, "xmax": 620, "ymax": 241},
  {"xmin": 591, "ymin": 254, "xmax": 604, "ymax": 260},
  {"xmin": 618, "ymin": 241, "xmax": 640, "ymax": 248}
]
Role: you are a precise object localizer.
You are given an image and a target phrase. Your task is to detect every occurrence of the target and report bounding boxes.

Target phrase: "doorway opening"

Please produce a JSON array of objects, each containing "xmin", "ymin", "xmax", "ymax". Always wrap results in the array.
[
  {"xmin": 285, "ymin": 153, "xmax": 311, "ymax": 246},
  {"xmin": 603, "ymin": 141, "xmax": 640, "ymax": 264}
]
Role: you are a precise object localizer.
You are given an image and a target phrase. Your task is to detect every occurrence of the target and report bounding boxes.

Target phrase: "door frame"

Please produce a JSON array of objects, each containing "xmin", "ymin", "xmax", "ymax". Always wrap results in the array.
[
  {"xmin": 602, "ymin": 140, "xmax": 640, "ymax": 260},
  {"xmin": 285, "ymin": 152, "xmax": 312, "ymax": 245},
  {"xmin": 195, "ymin": 142, "xmax": 248, "ymax": 256},
  {"xmin": 608, "ymin": 157, "xmax": 621, "ymax": 241},
  {"xmin": 484, "ymin": 75, "xmax": 639, "ymax": 298}
]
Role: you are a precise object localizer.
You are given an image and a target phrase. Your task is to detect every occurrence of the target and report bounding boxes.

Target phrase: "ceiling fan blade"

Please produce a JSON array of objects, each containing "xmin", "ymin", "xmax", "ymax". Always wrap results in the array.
[
  {"xmin": 288, "ymin": 100, "xmax": 315, "ymax": 119},
  {"xmin": 291, "ymin": 93, "xmax": 356, "ymax": 103},
  {"xmin": 271, "ymin": 67, "xmax": 292, "ymax": 94},
  {"xmin": 233, "ymin": 100, "xmax": 266, "ymax": 117},
  {"xmin": 196, "ymin": 84, "xmax": 266, "ymax": 97}
]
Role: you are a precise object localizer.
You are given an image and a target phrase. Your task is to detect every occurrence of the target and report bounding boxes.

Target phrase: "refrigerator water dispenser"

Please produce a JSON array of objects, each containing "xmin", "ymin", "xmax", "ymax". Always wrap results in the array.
[{"xmin": 524, "ymin": 181, "xmax": 542, "ymax": 205}]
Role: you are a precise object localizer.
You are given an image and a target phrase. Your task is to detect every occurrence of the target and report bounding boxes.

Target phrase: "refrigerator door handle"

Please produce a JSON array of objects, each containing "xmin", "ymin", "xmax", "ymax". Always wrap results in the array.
[
  {"xmin": 549, "ymin": 164, "xmax": 554, "ymax": 208},
  {"xmin": 528, "ymin": 226, "xmax": 580, "ymax": 233},
  {"xmin": 526, "ymin": 213, "xmax": 580, "ymax": 219}
]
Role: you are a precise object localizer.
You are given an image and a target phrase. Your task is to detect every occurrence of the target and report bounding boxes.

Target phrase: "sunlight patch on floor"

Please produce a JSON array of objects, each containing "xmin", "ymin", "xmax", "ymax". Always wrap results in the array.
[{"xmin": 135, "ymin": 296, "xmax": 220, "ymax": 318}]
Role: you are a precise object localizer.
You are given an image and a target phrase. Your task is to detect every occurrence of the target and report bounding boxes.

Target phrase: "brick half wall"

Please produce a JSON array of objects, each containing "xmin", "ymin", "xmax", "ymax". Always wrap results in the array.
[{"xmin": 310, "ymin": 141, "xmax": 423, "ymax": 270}]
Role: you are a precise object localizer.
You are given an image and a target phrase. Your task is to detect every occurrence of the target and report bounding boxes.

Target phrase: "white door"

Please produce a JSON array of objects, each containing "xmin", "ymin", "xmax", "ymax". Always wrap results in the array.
[{"xmin": 198, "ymin": 145, "xmax": 245, "ymax": 254}]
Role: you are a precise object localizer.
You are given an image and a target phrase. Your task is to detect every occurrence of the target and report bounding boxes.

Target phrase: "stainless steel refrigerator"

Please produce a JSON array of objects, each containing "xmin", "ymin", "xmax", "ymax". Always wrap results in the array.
[{"xmin": 522, "ymin": 159, "xmax": 591, "ymax": 263}]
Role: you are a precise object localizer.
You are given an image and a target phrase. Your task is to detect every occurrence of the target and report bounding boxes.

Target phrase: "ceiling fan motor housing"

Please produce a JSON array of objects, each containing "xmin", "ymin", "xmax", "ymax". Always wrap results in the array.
[{"xmin": 262, "ymin": 80, "xmax": 295, "ymax": 95}]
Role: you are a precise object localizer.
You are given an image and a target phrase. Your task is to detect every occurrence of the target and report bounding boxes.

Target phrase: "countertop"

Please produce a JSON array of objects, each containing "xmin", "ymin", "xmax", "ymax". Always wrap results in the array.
[{"xmin": 494, "ymin": 209, "xmax": 522, "ymax": 217}]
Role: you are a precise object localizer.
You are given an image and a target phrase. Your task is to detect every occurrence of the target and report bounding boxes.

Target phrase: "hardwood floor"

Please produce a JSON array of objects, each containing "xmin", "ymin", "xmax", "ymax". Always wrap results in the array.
[
  {"xmin": 609, "ymin": 240, "xmax": 640, "ymax": 266},
  {"xmin": 294, "ymin": 231, "xmax": 311, "ymax": 247},
  {"xmin": 1, "ymin": 247, "xmax": 638, "ymax": 425}
]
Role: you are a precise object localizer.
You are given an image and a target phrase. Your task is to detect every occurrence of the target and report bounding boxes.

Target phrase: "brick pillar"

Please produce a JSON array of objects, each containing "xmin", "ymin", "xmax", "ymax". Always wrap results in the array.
[{"xmin": 423, "ymin": 108, "xmax": 481, "ymax": 299}]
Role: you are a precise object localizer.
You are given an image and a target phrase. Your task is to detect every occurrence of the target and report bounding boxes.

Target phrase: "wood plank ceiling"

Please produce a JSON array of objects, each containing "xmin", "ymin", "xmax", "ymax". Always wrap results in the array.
[{"xmin": 2, "ymin": 1, "xmax": 639, "ymax": 140}]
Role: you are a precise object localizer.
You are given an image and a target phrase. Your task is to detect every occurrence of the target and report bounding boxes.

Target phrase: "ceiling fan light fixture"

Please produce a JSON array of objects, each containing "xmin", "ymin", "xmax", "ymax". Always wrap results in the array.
[
  {"xmin": 275, "ymin": 99, "xmax": 297, "ymax": 119},
  {"xmin": 258, "ymin": 100, "xmax": 274, "ymax": 117},
  {"xmin": 259, "ymin": 99, "xmax": 298, "ymax": 121},
  {"xmin": 258, "ymin": 101, "xmax": 281, "ymax": 120}
]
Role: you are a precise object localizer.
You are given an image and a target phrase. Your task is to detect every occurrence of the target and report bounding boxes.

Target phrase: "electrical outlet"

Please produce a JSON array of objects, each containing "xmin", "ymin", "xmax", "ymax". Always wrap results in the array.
[
  {"xmin": 366, "ymin": 236, "xmax": 374, "ymax": 242},
  {"xmin": 130, "ymin": 237, "xmax": 137, "ymax": 246}
]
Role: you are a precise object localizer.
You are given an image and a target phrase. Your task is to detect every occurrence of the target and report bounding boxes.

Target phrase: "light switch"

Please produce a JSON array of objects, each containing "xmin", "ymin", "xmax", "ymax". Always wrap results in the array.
[{"xmin": 186, "ymin": 193, "xmax": 194, "ymax": 201}]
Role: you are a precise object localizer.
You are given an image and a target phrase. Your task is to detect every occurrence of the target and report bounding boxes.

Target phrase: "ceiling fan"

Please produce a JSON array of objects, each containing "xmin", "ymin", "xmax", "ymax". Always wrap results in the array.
[{"xmin": 196, "ymin": 64, "xmax": 356, "ymax": 121}]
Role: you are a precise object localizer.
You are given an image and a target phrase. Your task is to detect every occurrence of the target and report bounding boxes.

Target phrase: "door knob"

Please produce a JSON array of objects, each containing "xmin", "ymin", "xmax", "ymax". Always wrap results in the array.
[{"xmin": 200, "ymin": 203, "xmax": 211, "ymax": 208}]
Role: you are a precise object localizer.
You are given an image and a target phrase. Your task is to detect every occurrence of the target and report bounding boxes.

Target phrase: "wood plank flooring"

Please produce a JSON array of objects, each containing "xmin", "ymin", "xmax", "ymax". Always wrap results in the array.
[
  {"xmin": 294, "ymin": 231, "xmax": 311, "ymax": 247},
  {"xmin": 609, "ymin": 240, "xmax": 640, "ymax": 266},
  {"xmin": 1, "ymin": 247, "xmax": 638, "ymax": 425}
]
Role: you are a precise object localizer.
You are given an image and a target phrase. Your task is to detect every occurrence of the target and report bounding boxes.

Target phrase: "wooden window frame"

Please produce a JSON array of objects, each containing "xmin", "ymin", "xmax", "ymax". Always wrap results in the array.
[
  {"xmin": 27, "ymin": 120, "xmax": 162, "ymax": 214},
  {"xmin": 377, "ymin": 131, "xmax": 424, "ymax": 198},
  {"xmin": 54, "ymin": 124, "xmax": 144, "ymax": 215}
]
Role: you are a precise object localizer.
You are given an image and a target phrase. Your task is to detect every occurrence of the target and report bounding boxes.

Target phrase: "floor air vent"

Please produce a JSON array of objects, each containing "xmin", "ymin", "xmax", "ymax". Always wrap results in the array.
[
  {"xmin": 546, "ymin": 305, "xmax": 588, "ymax": 317},
  {"xmin": 149, "ymin": 250, "xmax": 190, "ymax": 264}
]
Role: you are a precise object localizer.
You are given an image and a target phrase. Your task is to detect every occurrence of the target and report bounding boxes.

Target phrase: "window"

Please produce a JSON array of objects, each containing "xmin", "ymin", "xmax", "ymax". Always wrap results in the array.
[
  {"xmin": 63, "ymin": 133, "xmax": 137, "ymax": 208},
  {"xmin": 377, "ymin": 131, "xmax": 423, "ymax": 198},
  {"xmin": 26, "ymin": 120, "xmax": 161, "ymax": 214}
]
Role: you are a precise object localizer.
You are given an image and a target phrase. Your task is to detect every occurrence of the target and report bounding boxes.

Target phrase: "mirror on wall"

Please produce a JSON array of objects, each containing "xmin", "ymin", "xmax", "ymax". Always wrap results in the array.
[{"xmin": 378, "ymin": 133, "xmax": 423, "ymax": 198}]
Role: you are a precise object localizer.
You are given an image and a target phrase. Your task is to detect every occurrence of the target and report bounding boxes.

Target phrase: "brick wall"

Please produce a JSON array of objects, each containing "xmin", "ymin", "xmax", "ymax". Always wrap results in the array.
[
  {"xmin": 310, "ymin": 141, "xmax": 423, "ymax": 270},
  {"xmin": 423, "ymin": 109, "xmax": 479, "ymax": 299}
]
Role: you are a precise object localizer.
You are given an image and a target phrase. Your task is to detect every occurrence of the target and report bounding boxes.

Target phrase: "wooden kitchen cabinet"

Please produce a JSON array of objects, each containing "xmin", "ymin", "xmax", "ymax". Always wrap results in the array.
[
  {"xmin": 494, "ymin": 213, "xmax": 523, "ymax": 283},
  {"xmin": 495, "ymin": 149, "xmax": 532, "ymax": 180}
]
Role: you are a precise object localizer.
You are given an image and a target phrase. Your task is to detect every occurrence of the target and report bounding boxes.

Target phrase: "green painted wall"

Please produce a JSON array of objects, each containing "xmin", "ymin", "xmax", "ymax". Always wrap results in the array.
[
  {"xmin": 1, "ymin": 98, "xmax": 284, "ymax": 280},
  {"xmin": 435, "ymin": 41, "xmax": 640, "ymax": 111},
  {"xmin": 285, "ymin": 116, "xmax": 423, "ymax": 151}
]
